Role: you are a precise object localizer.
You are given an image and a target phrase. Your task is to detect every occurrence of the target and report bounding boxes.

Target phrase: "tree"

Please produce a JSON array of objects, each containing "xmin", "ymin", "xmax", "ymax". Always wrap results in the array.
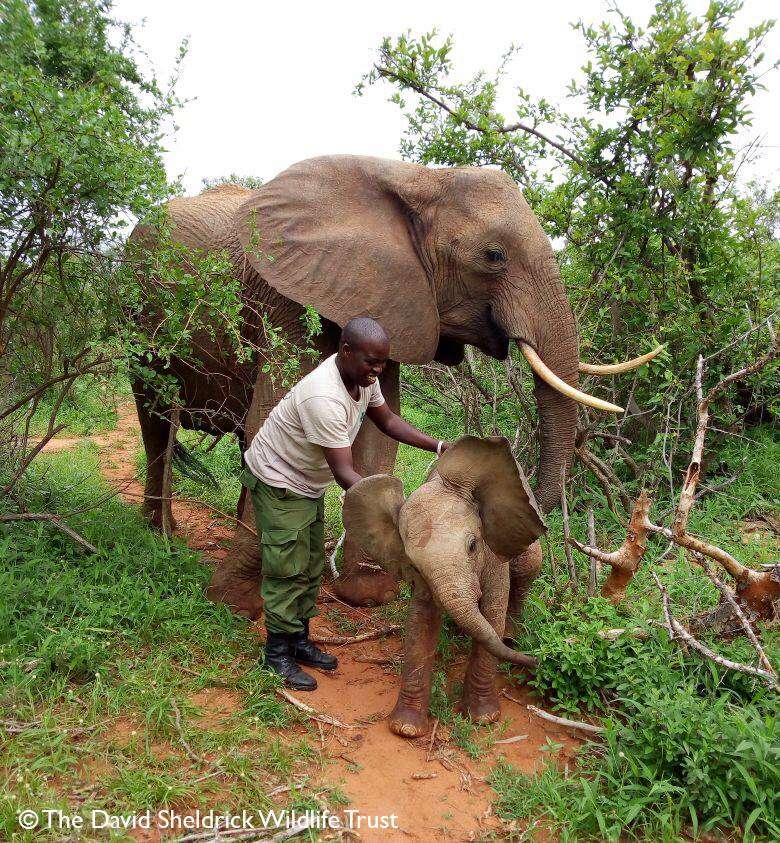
[
  {"xmin": 359, "ymin": 1, "xmax": 778, "ymax": 455},
  {"xmin": 0, "ymin": 0, "xmax": 181, "ymax": 494}
]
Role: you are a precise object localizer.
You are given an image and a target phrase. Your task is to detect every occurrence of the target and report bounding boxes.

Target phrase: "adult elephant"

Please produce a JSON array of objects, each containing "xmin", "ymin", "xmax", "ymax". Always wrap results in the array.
[{"xmin": 129, "ymin": 155, "xmax": 654, "ymax": 615}]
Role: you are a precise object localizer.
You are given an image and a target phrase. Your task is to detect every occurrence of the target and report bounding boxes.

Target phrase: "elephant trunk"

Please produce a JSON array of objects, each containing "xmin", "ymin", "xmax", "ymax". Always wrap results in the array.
[
  {"xmin": 530, "ymin": 261, "xmax": 579, "ymax": 513},
  {"xmin": 530, "ymin": 346, "xmax": 578, "ymax": 515},
  {"xmin": 496, "ymin": 249, "xmax": 580, "ymax": 514},
  {"xmin": 423, "ymin": 571, "xmax": 538, "ymax": 668}
]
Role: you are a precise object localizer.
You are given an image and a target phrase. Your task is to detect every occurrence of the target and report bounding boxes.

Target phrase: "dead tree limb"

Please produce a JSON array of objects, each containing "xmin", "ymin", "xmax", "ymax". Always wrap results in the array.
[
  {"xmin": 527, "ymin": 704, "xmax": 604, "ymax": 735},
  {"xmin": 652, "ymin": 573, "xmax": 778, "ymax": 691},
  {"xmin": 309, "ymin": 624, "xmax": 400, "ymax": 645},
  {"xmin": 569, "ymin": 339, "xmax": 779, "ymax": 632},
  {"xmin": 160, "ymin": 406, "xmax": 181, "ymax": 538},
  {"xmin": 569, "ymin": 491, "xmax": 651, "ymax": 603},
  {"xmin": 587, "ymin": 507, "xmax": 598, "ymax": 596},
  {"xmin": 0, "ymin": 512, "xmax": 97, "ymax": 554},
  {"xmin": 691, "ymin": 555, "xmax": 777, "ymax": 679},
  {"xmin": 560, "ymin": 466, "xmax": 578, "ymax": 587}
]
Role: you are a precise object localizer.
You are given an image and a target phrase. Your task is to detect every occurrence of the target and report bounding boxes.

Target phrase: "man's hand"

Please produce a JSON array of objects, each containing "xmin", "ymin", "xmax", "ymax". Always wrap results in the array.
[
  {"xmin": 322, "ymin": 446, "xmax": 363, "ymax": 491},
  {"xmin": 367, "ymin": 403, "xmax": 448, "ymax": 454}
]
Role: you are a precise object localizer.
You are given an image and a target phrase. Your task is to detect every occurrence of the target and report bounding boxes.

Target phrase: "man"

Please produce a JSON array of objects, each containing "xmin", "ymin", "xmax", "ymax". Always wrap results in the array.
[{"xmin": 242, "ymin": 316, "xmax": 449, "ymax": 690}]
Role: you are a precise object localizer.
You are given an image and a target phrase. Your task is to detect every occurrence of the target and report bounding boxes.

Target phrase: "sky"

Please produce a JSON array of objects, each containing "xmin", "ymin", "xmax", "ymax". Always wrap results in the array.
[{"xmin": 113, "ymin": 0, "xmax": 779, "ymax": 195}]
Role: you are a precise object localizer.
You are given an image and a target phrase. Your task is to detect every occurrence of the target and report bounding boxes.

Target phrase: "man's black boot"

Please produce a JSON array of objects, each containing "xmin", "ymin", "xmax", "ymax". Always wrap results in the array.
[
  {"xmin": 263, "ymin": 632, "xmax": 317, "ymax": 691},
  {"xmin": 292, "ymin": 619, "xmax": 338, "ymax": 671}
]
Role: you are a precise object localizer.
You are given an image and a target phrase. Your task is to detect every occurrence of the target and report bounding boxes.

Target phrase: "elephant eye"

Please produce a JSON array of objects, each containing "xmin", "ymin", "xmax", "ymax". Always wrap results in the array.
[
  {"xmin": 467, "ymin": 535, "xmax": 478, "ymax": 554},
  {"xmin": 484, "ymin": 248, "xmax": 506, "ymax": 264}
]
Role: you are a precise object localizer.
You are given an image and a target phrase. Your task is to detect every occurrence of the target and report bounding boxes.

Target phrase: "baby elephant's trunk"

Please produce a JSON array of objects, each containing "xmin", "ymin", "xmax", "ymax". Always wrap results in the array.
[{"xmin": 428, "ymin": 579, "xmax": 538, "ymax": 669}]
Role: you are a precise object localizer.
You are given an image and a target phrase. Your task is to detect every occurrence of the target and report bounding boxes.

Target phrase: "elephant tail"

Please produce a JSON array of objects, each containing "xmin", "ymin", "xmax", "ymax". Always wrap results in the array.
[{"xmin": 172, "ymin": 442, "xmax": 221, "ymax": 490}]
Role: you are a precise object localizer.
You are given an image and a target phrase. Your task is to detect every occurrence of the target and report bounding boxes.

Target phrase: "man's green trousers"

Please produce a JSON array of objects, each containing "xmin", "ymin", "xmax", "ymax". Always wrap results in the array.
[{"xmin": 241, "ymin": 469, "xmax": 325, "ymax": 635}]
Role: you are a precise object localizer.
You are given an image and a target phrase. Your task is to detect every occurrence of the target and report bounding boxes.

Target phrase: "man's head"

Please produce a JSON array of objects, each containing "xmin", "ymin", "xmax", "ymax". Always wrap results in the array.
[{"xmin": 338, "ymin": 317, "xmax": 390, "ymax": 387}]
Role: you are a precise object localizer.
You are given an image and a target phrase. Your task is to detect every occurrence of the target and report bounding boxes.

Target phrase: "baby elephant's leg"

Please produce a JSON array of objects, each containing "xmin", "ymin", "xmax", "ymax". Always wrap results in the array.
[
  {"xmin": 506, "ymin": 541, "xmax": 542, "ymax": 639},
  {"xmin": 457, "ymin": 561, "xmax": 509, "ymax": 724},
  {"xmin": 389, "ymin": 586, "xmax": 441, "ymax": 738}
]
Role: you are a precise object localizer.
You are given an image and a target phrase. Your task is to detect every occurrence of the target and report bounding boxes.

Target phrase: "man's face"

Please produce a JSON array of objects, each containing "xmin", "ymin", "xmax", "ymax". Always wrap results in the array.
[{"xmin": 342, "ymin": 337, "xmax": 389, "ymax": 387}]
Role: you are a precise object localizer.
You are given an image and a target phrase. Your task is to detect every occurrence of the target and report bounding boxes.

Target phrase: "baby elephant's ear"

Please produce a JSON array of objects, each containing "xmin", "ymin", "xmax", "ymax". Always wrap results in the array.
[
  {"xmin": 437, "ymin": 436, "xmax": 546, "ymax": 558},
  {"xmin": 342, "ymin": 475, "xmax": 407, "ymax": 570}
]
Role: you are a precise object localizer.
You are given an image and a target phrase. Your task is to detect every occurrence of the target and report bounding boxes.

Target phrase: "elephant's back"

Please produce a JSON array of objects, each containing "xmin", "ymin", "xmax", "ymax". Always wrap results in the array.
[
  {"xmin": 166, "ymin": 183, "xmax": 253, "ymax": 250},
  {"xmin": 128, "ymin": 183, "xmax": 252, "ymax": 253}
]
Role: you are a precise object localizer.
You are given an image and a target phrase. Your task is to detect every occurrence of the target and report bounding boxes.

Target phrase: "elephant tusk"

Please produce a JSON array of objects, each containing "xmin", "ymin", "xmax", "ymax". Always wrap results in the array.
[
  {"xmin": 579, "ymin": 345, "xmax": 666, "ymax": 376},
  {"xmin": 519, "ymin": 343, "xmax": 624, "ymax": 414}
]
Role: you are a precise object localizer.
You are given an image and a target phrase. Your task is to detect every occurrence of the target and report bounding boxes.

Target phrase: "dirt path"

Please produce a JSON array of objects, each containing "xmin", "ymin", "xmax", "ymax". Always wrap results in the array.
[{"xmin": 44, "ymin": 406, "xmax": 582, "ymax": 841}]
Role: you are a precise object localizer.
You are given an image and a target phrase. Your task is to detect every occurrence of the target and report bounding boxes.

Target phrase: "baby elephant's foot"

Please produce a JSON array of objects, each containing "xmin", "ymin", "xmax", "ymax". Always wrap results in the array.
[
  {"xmin": 389, "ymin": 701, "xmax": 430, "ymax": 738},
  {"xmin": 456, "ymin": 689, "xmax": 501, "ymax": 725}
]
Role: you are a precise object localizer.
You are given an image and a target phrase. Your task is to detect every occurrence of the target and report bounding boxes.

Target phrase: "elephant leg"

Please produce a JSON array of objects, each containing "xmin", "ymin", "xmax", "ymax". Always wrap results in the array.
[
  {"xmin": 206, "ymin": 371, "xmax": 287, "ymax": 619},
  {"xmin": 132, "ymin": 379, "xmax": 176, "ymax": 533},
  {"xmin": 389, "ymin": 584, "xmax": 441, "ymax": 738},
  {"xmin": 333, "ymin": 360, "xmax": 401, "ymax": 607},
  {"xmin": 505, "ymin": 541, "xmax": 542, "ymax": 641},
  {"xmin": 457, "ymin": 560, "xmax": 510, "ymax": 725}
]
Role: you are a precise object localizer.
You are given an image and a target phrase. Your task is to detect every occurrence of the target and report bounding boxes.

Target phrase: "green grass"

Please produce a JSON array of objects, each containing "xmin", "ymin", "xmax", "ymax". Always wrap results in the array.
[
  {"xmin": 26, "ymin": 376, "xmax": 130, "ymax": 437},
  {"xmin": 4, "ymin": 381, "xmax": 779, "ymax": 841},
  {"xmin": 493, "ymin": 428, "xmax": 780, "ymax": 841},
  {"xmin": 0, "ymin": 444, "xmax": 338, "ymax": 840}
]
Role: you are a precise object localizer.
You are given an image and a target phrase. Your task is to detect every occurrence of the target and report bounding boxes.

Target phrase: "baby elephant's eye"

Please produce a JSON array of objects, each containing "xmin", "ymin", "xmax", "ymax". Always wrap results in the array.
[
  {"xmin": 467, "ymin": 535, "xmax": 478, "ymax": 554},
  {"xmin": 484, "ymin": 248, "xmax": 506, "ymax": 264}
]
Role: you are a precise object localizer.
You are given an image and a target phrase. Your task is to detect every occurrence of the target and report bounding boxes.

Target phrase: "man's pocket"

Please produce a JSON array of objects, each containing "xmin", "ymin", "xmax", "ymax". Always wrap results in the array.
[
  {"xmin": 241, "ymin": 469, "xmax": 258, "ymax": 492},
  {"xmin": 260, "ymin": 527, "xmax": 308, "ymax": 579}
]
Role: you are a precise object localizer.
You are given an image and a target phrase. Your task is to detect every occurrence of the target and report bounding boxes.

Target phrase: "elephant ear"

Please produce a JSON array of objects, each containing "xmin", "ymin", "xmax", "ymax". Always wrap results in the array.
[
  {"xmin": 342, "ymin": 475, "xmax": 409, "ymax": 579},
  {"xmin": 235, "ymin": 155, "xmax": 440, "ymax": 364},
  {"xmin": 437, "ymin": 436, "xmax": 546, "ymax": 558}
]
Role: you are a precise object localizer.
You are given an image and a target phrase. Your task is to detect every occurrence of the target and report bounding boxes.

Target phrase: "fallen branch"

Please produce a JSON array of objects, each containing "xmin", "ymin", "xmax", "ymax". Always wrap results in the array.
[
  {"xmin": 587, "ymin": 507, "xmax": 599, "ymax": 597},
  {"xmin": 328, "ymin": 530, "xmax": 345, "ymax": 579},
  {"xmin": 693, "ymin": 554, "xmax": 777, "ymax": 679},
  {"xmin": 568, "ymin": 491, "xmax": 651, "ymax": 603},
  {"xmin": 309, "ymin": 624, "xmax": 400, "ymax": 645},
  {"xmin": 652, "ymin": 573, "xmax": 779, "ymax": 691},
  {"xmin": 0, "ymin": 658, "xmax": 42, "ymax": 671},
  {"xmin": 527, "ymin": 705, "xmax": 604, "ymax": 735},
  {"xmin": 171, "ymin": 700, "xmax": 204, "ymax": 765},
  {"xmin": 275, "ymin": 688, "xmax": 356, "ymax": 729},
  {"xmin": 0, "ymin": 511, "xmax": 98, "ymax": 554},
  {"xmin": 493, "ymin": 733, "xmax": 529, "ymax": 745}
]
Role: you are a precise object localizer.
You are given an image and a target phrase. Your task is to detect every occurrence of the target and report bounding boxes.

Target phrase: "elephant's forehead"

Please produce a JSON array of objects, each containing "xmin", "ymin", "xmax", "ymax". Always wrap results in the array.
[{"xmin": 403, "ymin": 481, "xmax": 477, "ymax": 529}]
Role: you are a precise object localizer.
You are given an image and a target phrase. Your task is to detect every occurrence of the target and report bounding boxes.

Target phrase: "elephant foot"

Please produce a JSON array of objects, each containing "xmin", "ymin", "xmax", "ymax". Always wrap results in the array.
[
  {"xmin": 389, "ymin": 701, "xmax": 430, "ymax": 738},
  {"xmin": 455, "ymin": 689, "xmax": 501, "ymax": 725},
  {"xmin": 332, "ymin": 569, "xmax": 399, "ymax": 607},
  {"xmin": 206, "ymin": 569, "xmax": 262, "ymax": 619}
]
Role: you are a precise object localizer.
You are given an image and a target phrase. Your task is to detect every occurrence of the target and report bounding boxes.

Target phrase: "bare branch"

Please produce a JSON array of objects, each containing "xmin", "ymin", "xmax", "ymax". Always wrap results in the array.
[
  {"xmin": 309, "ymin": 624, "xmax": 400, "ymax": 646},
  {"xmin": 652, "ymin": 573, "xmax": 778, "ymax": 691},
  {"xmin": 0, "ymin": 512, "xmax": 97, "ymax": 554},
  {"xmin": 527, "ymin": 704, "xmax": 604, "ymax": 735},
  {"xmin": 691, "ymin": 555, "xmax": 777, "ymax": 679},
  {"xmin": 569, "ymin": 491, "xmax": 651, "ymax": 603},
  {"xmin": 560, "ymin": 465, "xmax": 578, "ymax": 587},
  {"xmin": 275, "ymin": 688, "xmax": 356, "ymax": 729},
  {"xmin": 160, "ymin": 407, "xmax": 181, "ymax": 538}
]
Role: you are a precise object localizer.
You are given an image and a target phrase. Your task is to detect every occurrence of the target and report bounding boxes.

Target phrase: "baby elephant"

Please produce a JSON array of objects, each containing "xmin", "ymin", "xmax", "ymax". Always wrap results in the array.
[{"xmin": 343, "ymin": 435, "xmax": 546, "ymax": 738}]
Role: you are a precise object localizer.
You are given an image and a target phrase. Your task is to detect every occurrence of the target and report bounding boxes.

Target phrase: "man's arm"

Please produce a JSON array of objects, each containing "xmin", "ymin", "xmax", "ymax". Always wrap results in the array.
[
  {"xmin": 366, "ymin": 402, "xmax": 448, "ymax": 453},
  {"xmin": 322, "ymin": 446, "xmax": 363, "ymax": 491}
]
